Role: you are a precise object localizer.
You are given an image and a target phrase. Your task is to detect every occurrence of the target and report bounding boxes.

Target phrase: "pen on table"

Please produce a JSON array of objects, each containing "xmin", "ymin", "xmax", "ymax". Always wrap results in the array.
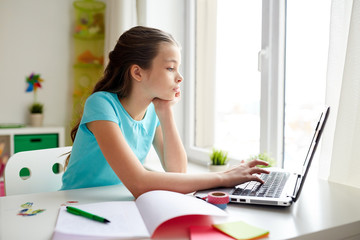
[{"xmin": 66, "ymin": 206, "xmax": 110, "ymax": 223}]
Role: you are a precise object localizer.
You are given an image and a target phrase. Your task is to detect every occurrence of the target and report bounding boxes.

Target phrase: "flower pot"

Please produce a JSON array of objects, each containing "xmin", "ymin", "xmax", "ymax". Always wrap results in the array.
[
  {"xmin": 208, "ymin": 163, "xmax": 229, "ymax": 172},
  {"xmin": 30, "ymin": 113, "xmax": 44, "ymax": 127}
]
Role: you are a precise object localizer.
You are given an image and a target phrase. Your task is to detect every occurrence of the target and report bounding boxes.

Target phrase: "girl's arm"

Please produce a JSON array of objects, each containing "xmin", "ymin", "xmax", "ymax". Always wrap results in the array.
[
  {"xmin": 151, "ymin": 94, "xmax": 187, "ymax": 173},
  {"xmin": 87, "ymin": 120, "xmax": 269, "ymax": 199},
  {"xmin": 152, "ymin": 107, "xmax": 187, "ymax": 173}
]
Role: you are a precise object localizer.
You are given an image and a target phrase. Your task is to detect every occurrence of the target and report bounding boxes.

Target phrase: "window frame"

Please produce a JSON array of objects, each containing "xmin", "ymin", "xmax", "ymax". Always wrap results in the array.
[{"xmin": 184, "ymin": 0, "xmax": 286, "ymax": 166}]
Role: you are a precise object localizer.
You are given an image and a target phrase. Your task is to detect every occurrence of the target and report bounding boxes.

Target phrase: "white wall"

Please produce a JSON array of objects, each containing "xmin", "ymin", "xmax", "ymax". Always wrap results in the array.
[
  {"xmin": 0, "ymin": 0, "xmax": 186, "ymax": 140},
  {"xmin": 0, "ymin": 0, "xmax": 73, "ymax": 127},
  {"xmin": 145, "ymin": 0, "xmax": 186, "ymax": 139}
]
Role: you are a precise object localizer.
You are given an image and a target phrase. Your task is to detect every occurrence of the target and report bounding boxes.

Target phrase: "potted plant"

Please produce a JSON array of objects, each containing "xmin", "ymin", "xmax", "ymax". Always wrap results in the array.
[
  {"xmin": 208, "ymin": 148, "xmax": 229, "ymax": 172},
  {"xmin": 29, "ymin": 102, "xmax": 44, "ymax": 127},
  {"xmin": 30, "ymin": 102, "xmax": 44, "ymax": 114},
  {"xmin": 247, "ymin": 152, "xmax": 276, "ymax": 168},
  {"xmin": 26, "ymin": 73, "xmax": 44, "ymax": 127}
]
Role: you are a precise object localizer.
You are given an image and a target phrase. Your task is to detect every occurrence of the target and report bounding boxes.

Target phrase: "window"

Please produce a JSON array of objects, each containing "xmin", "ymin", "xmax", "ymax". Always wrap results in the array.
[
  {"xmin": 184, "ymin": 0, "xmax": 329, "ymax": 168},
  {"xmin": 284, "ymin": 0, "xmax": 330, "ymax": 170}
]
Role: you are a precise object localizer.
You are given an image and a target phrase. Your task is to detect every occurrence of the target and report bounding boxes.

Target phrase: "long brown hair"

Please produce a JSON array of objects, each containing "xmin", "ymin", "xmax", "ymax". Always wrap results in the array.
[{"xmin": 65, "ymin": 26, "xmax": 178, "ymax": 168}]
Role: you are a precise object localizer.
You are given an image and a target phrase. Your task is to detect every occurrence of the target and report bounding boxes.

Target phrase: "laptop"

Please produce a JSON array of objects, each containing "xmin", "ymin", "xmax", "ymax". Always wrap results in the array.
[{"xmin": 194, "ymin": 106, "xmax": 330, "ymax": 207}]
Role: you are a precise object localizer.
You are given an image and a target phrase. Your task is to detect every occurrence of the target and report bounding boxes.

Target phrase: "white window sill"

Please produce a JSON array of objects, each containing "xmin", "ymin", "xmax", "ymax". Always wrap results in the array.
[
  {"xmin": 144, "ymin": 156, "xmax": 209, "ymax": 173},
  {"xmin": 144, "ymin": 148, "xmax": 209, "ymax": 173}
]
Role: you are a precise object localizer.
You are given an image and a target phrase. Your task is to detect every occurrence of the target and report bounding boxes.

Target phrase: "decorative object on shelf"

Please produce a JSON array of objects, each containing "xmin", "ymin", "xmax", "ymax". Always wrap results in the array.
[
  {"xmin": 29, "ymin": 103, "xmax": 44, "ymax": 127},
  {"xmin": 247, "ymin": 152, "xmax": 276, "ymax": 168},
  {"xmin": 25, "ymin": 72, "xmax": 44, "ymax": 127},
  {"xmin": 0, "ymin": 141, "xmax": 9, "ymax": 196},
  {"xmin": 208, "ymin": 148, "xmax": 229, "ymax": 172},
  {"xmin": 0, "ymin": 142, "xmax": 9, "ymax": 180},
  {"xmin": 77, "ymin": 50, "xmax": 104, "ymax": 65},
  {"xmin": 72, "ymin": 0, "xmax": 106, "ymax": 128},
  {"xmin": 74, "ymin": 0, "xmax": 105, "ymax": 38}
]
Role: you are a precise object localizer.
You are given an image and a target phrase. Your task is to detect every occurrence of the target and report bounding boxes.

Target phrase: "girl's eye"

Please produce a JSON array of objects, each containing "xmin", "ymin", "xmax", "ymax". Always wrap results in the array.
[{"xmin": 167, "ymin": 68, "xmax": 175, "ymax": 72}]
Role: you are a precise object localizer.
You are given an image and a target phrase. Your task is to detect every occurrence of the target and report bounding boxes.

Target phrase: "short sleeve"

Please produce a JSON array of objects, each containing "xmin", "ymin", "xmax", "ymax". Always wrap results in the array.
[{"xmin": 81, "ymin": 92, "xmax": 119, "ymax": 125}]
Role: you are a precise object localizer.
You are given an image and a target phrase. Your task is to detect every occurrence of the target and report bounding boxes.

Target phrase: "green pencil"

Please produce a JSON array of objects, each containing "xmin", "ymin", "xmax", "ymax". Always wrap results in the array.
[{"xmin": 66, "ymin": 206, "xmax": 110, "ymax": 223}]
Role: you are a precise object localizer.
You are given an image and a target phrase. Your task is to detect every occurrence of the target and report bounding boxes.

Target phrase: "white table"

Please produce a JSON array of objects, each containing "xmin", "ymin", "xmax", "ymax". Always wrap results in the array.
[
  {"xmin": 227, "ymin": 177, "xmax": 360, "ymax": 240},
  {"xmin": 1, "ymin": 174, "xmax": 360, "ymax": 239}
]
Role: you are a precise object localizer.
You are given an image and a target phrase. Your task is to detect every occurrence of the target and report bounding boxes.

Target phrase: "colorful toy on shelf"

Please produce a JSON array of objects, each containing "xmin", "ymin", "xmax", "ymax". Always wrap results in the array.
[
  {"xmin": 77, "ymin": 50, "xmax": 103, "ymax": 65},
  {"xmin": 74, "ymin": 15, "xmax": 104, "ymax": 37},
  {"xmin": 0, "ymin": 142, "xmax": 9, "ymax": 179},
  {"xmin": 72, "ymin": 0, "xmax": 106, "ymax": 128},
  {"xmin": 25, "ymin": 73, "xmax": 43, "ymax": 94},
  {"xmin": 25, "ymin": 72, "xmax": 45, "ymax": 127},
  {"xmin": 73, "ymin": 0, "xmax": 105, "ymax": 38}
]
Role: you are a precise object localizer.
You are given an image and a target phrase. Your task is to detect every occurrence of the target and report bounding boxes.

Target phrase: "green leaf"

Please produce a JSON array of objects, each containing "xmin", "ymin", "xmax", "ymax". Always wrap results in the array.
[
  {"xmin": 210, "ymin": 148, "xmax": 228, "ymax": 165},
  {"xmin": 29, "ymin": 102, "xmax": 43, "ymax": 114}
]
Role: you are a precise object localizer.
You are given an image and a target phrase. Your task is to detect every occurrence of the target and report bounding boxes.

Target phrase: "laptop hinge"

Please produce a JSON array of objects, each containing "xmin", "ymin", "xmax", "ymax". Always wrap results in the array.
[{"xmin": 289, "ymin": 174, "xmax": 302, "ymax": 200}]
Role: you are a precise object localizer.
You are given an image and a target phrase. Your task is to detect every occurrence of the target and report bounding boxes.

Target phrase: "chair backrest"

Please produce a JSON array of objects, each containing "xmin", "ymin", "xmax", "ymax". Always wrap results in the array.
[{"xmin": 4, "ymin": 146, "xmax": 72, "ymax": 196}]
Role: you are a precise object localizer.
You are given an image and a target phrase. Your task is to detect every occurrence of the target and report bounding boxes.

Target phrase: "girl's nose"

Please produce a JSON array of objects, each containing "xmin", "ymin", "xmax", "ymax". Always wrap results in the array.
[{"xmin": 176, "ymin": 73, "xmax": 183, "ymax": 83}]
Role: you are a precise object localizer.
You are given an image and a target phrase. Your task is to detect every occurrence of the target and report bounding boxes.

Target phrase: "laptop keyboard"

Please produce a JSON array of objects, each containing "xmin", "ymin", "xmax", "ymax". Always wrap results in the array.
[{"xmin": 232, "ymin": 171, "xmax": 290, "ymax": 198}]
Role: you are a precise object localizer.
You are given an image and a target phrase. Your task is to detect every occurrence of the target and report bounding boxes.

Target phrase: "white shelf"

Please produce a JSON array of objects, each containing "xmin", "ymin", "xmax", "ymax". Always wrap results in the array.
[{"xmin": 0, "ymin": 126, "xmax": 65, "ymax": 155}]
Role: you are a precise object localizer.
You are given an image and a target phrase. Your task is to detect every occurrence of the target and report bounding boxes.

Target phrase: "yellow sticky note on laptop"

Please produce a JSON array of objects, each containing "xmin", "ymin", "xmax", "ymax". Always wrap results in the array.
[{"xmin": 213, "ymin": 221, "xmax": 269, "ymax": 240}]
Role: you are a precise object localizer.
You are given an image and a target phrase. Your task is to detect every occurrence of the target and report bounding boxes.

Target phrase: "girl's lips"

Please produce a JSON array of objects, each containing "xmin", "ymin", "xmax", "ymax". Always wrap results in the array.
[{"xmin": 173, "ymin": 87, "xmax": 180, "ymax": 93}]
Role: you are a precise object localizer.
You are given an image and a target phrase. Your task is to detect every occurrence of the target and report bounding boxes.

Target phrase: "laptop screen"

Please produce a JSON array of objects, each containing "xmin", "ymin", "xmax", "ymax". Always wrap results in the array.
[{"xmin": 292, "ymin": 106, "xmax": 330, "ymax": 201}]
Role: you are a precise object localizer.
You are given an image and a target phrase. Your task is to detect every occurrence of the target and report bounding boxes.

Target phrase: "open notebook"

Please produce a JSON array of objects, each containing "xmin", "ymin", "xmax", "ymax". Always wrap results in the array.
[{"xmin": 52, "ymin": 190, "xmax": 227, "ymax": 239}]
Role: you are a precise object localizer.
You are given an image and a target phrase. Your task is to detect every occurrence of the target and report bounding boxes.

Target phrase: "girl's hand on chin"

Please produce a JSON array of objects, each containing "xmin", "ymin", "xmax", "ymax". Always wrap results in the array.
[{"xmin": 152, "ymin": 90, "xmax": 181, "ymax": 111}]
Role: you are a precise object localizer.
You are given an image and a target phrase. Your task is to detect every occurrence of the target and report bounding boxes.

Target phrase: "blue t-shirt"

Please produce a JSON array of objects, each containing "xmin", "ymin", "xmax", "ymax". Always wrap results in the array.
[{"xmin": 61, "ymin": 91, "xmax": 160, "ymax": 190}]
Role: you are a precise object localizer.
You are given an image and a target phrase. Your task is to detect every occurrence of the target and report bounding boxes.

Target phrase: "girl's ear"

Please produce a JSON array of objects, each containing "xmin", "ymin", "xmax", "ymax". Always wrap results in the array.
[{"xmin": 130, "ymin": 64, "xmax": 143, "ymax": 82}]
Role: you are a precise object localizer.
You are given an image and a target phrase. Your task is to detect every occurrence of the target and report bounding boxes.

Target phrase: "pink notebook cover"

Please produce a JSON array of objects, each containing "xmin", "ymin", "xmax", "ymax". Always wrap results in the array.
[{"xmin": 189, "ymin": 225, "xmax": 235, "ymax": 240}]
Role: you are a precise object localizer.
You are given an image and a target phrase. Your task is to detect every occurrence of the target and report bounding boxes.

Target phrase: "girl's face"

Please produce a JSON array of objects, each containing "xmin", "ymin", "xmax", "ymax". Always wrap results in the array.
[{"xmin": 143, "ymin": 43, "xmax": 183, "ymax": 101}]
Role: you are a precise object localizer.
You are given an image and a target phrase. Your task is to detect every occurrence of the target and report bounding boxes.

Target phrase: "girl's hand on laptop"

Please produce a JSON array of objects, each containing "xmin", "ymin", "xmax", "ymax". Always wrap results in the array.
[{"xmin": 221, "ymin": 159, "xmax": 270, "ymax": 187}]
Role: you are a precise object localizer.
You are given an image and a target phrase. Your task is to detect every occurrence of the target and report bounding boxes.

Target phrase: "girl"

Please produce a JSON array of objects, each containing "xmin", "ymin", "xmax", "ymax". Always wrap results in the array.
[{"xmin": 61, "ymin": 26, "xmax": 269, "ymax": 198}]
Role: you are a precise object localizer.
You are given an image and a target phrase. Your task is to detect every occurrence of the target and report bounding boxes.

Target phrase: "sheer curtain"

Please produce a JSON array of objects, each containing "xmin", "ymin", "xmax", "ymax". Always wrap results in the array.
[
  {"xmin": 319, "ymin": 0, "xmax": 360, "ymax": 188},
  {"xmin": 103, "ymin": 0, "xmax": 147, "ymax": 66}
]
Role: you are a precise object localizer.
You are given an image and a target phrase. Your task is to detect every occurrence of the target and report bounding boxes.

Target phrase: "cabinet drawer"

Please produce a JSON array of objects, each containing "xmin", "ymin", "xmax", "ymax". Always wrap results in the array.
[{"xmin": 14, "ymin": 134, "xmax": 59, "ymax": 153}]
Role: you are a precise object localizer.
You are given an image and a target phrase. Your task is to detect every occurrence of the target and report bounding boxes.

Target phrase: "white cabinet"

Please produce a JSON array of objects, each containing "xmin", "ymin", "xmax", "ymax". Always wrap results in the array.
[{"xmin": 0, "ymin": 126, "xmax": 65, "ymax": 156}]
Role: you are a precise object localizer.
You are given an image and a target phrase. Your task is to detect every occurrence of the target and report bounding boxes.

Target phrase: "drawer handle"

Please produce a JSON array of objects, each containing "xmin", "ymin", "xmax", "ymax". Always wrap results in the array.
[{"xmin": 30, "ymin": 138, "xmax": 42, "ymax": 142}]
